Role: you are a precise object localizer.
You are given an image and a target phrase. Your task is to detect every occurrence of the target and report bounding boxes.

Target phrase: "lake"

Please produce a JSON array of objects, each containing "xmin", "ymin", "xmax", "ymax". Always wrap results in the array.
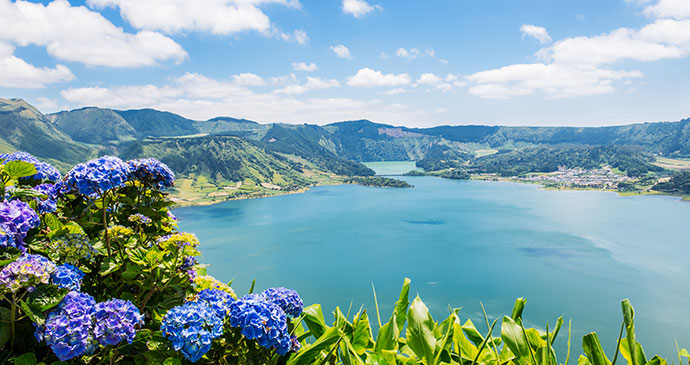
[{"xmin": 175, "ymin": 161, "xmax": 690, "ymax": 359}]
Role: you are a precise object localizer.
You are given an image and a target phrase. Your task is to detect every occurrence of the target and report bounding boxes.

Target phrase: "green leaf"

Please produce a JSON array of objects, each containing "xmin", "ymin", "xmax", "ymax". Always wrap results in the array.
[
  {"xmin": 352, "ymin": 309, "xmax": 374, "ymax": 354},
  {"xmin": 100, "ymin": 257, "xmax": 122, "ymax": 276},
  {"xmin": 11, "ymin": 352, "xmax": 37, "ymax": 365},
  {"xmin": 374, "ymin": 313, "xmax": 399, "ymax": 352},
  {"xmin": 645, "ymin": 355, "xmax": 667, "ymax": 365},
  {"xmin": 302, "ymin": 304, "xmax": 329, "ymax": 339},
  {"xmin": 501, "ymin": 316, "xmax": 530, "ymax": 360},
  {"xmin": 0, "ymin": 246, "xmax": 22, "ymax": 266},
  {"xmin": 621, "ymin": 300, "xmax": 647, "ymax": 365},
  {"xmin": 42, "ymin": 214, "xmax": 62, "ymax": 231},
  {"xmin": 406, "ymin": 295, "xmax": 437, "ymax": 364},
  {"xmin": 462, "ymin": 319, "xmax": 485, "ymax": 346},
  {"xmin": 287, "ymin": 326, "xmax": 340, "ymax": 365},
  {"xmin": 453, "ymin": 321, "xmax": 478, "ymax": 362},
  {"xmin": 163, "ymin": 358, "xmax": 182, "ymax": 365},
  {"xmin": 19, "ymin": 300, "xmax": 45, "ymax": 326},
  {"xmin": 26, "ymin": 285, "xmax": 69, "ymax": 311},
  {"xmin": 582, "ymin": 332, "xmax": 611, "ymax": 365},
  {"xmin": 0, "ymin": 307, "xmax": 11, "ymax": 348},
  {"xmin": 4, "ymin": 160, "xmax": 37, "ymax": 179},
  {"xmin": 510, "ymin": 297, "xmax": 526, "ymax": 321},
  {"xmin": 394, "ymin": 277, "xmax": 411, "ymax": 331},
  {"xmin": 122, "ymin": 262, "xmax": 142, "ymax": 281}
]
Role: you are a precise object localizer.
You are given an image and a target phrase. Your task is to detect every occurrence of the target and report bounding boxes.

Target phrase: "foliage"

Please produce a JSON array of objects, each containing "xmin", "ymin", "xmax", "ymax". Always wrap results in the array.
[
  {"xmin": 652, "ymin": 170, "xmax": 690, "ymax": 194},
  {"xmin": 344, "ymin": 176, "xmax": 413, "ymax": 188}
]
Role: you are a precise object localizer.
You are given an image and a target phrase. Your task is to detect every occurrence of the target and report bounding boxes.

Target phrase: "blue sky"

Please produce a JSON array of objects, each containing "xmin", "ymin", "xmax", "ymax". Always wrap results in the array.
[{"xmin": 1, "ymin": 0, "xmax": 689, "ymax": 127}]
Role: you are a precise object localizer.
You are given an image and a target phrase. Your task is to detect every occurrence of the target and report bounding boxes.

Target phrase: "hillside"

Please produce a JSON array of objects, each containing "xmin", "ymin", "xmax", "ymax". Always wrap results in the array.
[
  {"xmin": 0, "ymin": 98, "xmax": 95, "ymax": 169},
  {"xmin": 49, "ymin": 107, "xmax": 137, "ymax": 144}
]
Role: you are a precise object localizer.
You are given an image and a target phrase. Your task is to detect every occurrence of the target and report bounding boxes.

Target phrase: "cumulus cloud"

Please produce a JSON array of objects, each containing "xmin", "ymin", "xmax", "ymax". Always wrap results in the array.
[
  {"xmin": 292, "ymin": 62, "xmax": 318, "ymax": 71},
  {"xmin": 520, "ymin": 24, "xmax": 552, "ymax": 44},
  {"xmin": 467, "ymin": 1, "xmax": 690, "ymax": 100},
  {"xmin": 292, "ymin": 29, "xmax": 310, "ymax": 45},
  {"xmin": 275, "ymin": 77, "xmax": 340, "ymax": 94},
  {"xmin": 87, "ymin": 0, "xmax": 300, "ymax": 35},
  {"xmin": 0, "ymin": 42, "xmax": 75, "ymax": 88},
  {"xmin": 59, "ymin": 73, "xmax": 431, "ymax": 125},
  {"xmin": 331, "ymin": 44, "xmax": 353, "ymax": 59},
  {"xmin": 0, "ymin": 0, "xmax": 187, "ymax": 68},
  {"xmin": 232, "ymin": 73, "xmax": 266, "ymax": 86},
  {"xmin": 347, "ymin": 68, "xmax": 411, "ymax": 87},
  {"xmin": 342, "ymin": 0, "xmax": 381, "ymax": 18}
]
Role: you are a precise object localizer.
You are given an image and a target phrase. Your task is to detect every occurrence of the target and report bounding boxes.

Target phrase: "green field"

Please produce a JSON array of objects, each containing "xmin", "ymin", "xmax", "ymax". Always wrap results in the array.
[{"xmin": 655, "ymin": 156, "xmax": 690, "ymax": 170}]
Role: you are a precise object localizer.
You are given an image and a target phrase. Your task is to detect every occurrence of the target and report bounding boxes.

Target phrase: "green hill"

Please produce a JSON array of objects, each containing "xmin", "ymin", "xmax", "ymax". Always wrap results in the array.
[
  {"xmin": 0, "ymin": 98, "xmax": 95, "ymax": 169},
  {"xmin": 49, "ymin": 107, "xmax": 137, "ymax": 144}
]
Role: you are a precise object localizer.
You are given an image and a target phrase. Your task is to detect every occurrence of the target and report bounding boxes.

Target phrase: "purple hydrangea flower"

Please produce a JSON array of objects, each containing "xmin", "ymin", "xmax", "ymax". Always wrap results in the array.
[
  {"xmin": 32, "ymin": 183, "xmax": 58, "ymax": 214},
  {"xmin": 261, "ymin": 287, "xmax": 304, "ymax": 317},
  {"xmin": 228, "ymin": 295, "xmax": 292, "ymax": 356},
  {"xmin": 61, "ymin": 156, "xmax": 131, "ymax": 197},
  {"xmin": 193, "ymin": 288, "xmax": 234, "ymax": 319},
  {"xmin": 36, "ymin": 291, "xmax": 98, "ymax": 361},
  {"xmin": 92, "ymin": 299, "xmax": 143, "ymax": 346},
  {"xmin": 51, "ymin": 264, "xmax": 84, "ymax": 291},
  {"xmin": 0, "ymin": 253, "xmax": 55, "ymax": 292},
  {"xmin": 127, "ymin": 158, "xmax": 175, "ymax": 188},
  {"xmin": 0, "ymin": 199, "xmax": 40, "ymax": 249},
  {"xmin": 180, "ymin": 255, "xmax": 197, "ymax": 270},
  {"xmin": 1, "ymin": 152, "xmax": 62, "ymax": 182},
  {"xmin": 161, "ymin": 301, "xmax": 224, "ymax": 362}
]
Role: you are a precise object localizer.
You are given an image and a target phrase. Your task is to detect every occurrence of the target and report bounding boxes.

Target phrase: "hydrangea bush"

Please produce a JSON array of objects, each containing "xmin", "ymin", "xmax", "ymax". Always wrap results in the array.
[{"xmin": 0, "ymin": 152, "xmax": 303, "ymax": 364}]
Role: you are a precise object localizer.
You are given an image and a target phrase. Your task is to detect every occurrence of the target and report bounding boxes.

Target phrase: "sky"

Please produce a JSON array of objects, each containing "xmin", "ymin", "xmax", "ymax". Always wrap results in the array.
[{"xmin": 1, "ymin": 0, "xmax": 689, "ymax": 127}]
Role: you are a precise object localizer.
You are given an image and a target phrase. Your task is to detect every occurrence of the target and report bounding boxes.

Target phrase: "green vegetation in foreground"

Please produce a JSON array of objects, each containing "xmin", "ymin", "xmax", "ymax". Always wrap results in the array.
[
  {"xmin": 344, "ymin": 176, "xmax": 413, "ymax": 188},
  {"xmin": 3, "ymin": 153, "xmax": 688, "ymax": 364},
  {"xmin": 652, "ymin": 170, "xmax": 690, "ymax": 194}
]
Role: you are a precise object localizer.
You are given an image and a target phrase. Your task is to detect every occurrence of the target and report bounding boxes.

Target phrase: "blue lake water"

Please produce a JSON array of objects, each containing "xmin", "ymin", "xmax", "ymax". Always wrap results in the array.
[{"xmin": 175, "ymin": 163, "xmax": 690, "ymax": 359}]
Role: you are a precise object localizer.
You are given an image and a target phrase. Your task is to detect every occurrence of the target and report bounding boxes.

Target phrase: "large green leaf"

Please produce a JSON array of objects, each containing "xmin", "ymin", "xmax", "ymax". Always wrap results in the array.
[
  {"xmin": 620, "ymin": 339, "xmax": 648, "ymax": 365},
  {"xmin": 622, "ymin": 300, "xmax": 647, "ymax": 365},
  {"xmin": 287, "ymin": 326, "xmax": 340, "ymax": 365},
  {"xmin": 406, "ymin": 296, "xmax": 437, "ymax": 364},
  {"xmin": 462, "ymin": 319, "xmax": 485, "ymax": 347},
  {"xmin": 501, "ymin": 315, "xmax": 530, "ymax": 360},
  {"xmin": 0, "ymin": 307, "xmax": 11, "ymax": 348},
  {"xmin": 375, "ymin": 313, "xmax": 399, "ymax": 352},
  {"xmin": 11, "ymin": 352, "xmax": 37, "ymax": 365},
  {"xmin": 0, "ymin": 246, "xmax": 22, "ymax": 266},
  {"xmin": 645, "ymin": 355, "xmax": 667, "ymax": 365},
  {"xmin": 453, "ymin": 321, "xmax": 478, "ymax": 362},
  {"xmin": 4, "ymin": 160, "xmax": 37, "ymax": 179},
  {"xmin": 302, "ymin": 304, "xmax": 329, "ymax": 339},
  {"xmin": 26, "ymin": 285, "xmax": 69, "ymax": 311},
  {"xmin": 511, "ymin": 297, "xmax": 526, "ymax": 321},
  {"xmin": 394, "ymin": 277, "xmax": 411, "ymax": 331},
  {"xmin": 353, "ymin": 309, "xmax": 374, "ymax": 354},
  {"xmin": 583, "ymin": 332, "xmax": 611, "ymax": 365}
]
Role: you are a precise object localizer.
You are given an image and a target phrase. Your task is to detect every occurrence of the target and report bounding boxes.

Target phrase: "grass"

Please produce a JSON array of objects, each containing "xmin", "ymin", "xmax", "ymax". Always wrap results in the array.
[
  {"xmin": 474, "ymin": 149, "xmax": 498, "ymax": 158},
  {"xmin": 654, "ymin": 157, "xmax": 690, "ymax": 170}
]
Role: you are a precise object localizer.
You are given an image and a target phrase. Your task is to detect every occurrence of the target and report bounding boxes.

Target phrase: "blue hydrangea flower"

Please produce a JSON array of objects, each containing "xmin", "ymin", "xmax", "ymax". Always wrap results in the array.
[
  {"xmin": 228, "ymin": 295, "xmax": 292, "ymax": 355},
  {"xmin": 180, "ymin": 255, "xmax": 197, "ymax": 270},
  {"xmin": 261, "ymin": 287, "xmax": 304, "ymax": 317},
  {"xmin": 61, "ymin": 156, "xmax": 131, "ymax": 197},
  {"xmin": 51, "ymin": 264, "xmax": 84, "ymax": 291},
  {"xmin": 92, "ymin": 299, "xmax": 143, "ymax": 346},
  {"xmin": 128, "ymin": 213, "xmax": 152, "ymax": 225},
  {"xmin": 0, "ymin": 152, "xmax": 62, "ymax": 182},
  {"xmin": 0, "ymin": 253, "xmax": 55, "ymax": 292},
  {"xmin": 0, "ymin": 199, "xmax": 40, "ymax": 249},
  {"xmin": 127, "ymin": 158, "xmax": 175, "ymax": 188},
  {"xmin": 161, "ymin": 301, "xmax": 224, "ymax": 363},
  {"xmin": 0, "ymin": 223, "xmax": 14, "ymax": 247},
  {"xmin": 194, "ymin": 288, "xmax": 235, "ymax": 319},
  {"xmin": 36, "ymin": 291, "xmax": 98, "ymax": 361},
  {"xmin": 32, "ymin": 183, "xmax": 58, "ymax": 214},
  {"xmin": 291, "ymin": 335, "xmax": 301, "ymax": 352}
]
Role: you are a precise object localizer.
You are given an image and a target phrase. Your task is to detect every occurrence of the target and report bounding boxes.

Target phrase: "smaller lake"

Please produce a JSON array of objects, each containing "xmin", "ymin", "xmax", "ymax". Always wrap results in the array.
[{"xmin": 175, "ymin": 163, "xmax": 690, "ymax": 359}]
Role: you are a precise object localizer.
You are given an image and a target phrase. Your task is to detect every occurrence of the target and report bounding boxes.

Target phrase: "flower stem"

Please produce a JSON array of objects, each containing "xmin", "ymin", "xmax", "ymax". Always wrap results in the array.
[
  {"xmin": 10, "ymin": 295, "xmax": 16, "ymax": 353},
  {"xmin": 102, "ymin": 192, "xmax": 112, "ymax": 256}
]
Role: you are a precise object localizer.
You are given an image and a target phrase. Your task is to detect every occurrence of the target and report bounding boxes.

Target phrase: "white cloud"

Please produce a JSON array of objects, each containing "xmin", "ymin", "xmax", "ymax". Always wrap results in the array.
[
  {"xmin": 0, "ymin": 0, "xmax": 187, "ymax": 68},
  {"xmin": 293, "ymin": 29, "xmax": 309, "ymax": 45},
  {"xmin": 275, "ymin": 77, "xmax": 340, "ymax": 95},
  {"xmin": 59, "ymin": 73, "xmax": 431, "ymax": 125},
  {"xmin": 35, "ymin": 97, "xmax": 59, "ymax": 110},
  {"xmin": 0, "ymin": 42, "xmax": 75, "ymax": 88},
  {"xmin": 347, "ymin": 68, "xmax": 411, "ymax": 87},
  {"xmin": 644, "ymin": 0, "xmax": 690, "ymax": 19},
  {"xmin": 396, "ymin": 47, "xmax": 421, "ymax": 60},
  {"xmin": 467, "ymin": 63, "xmax": 642, "ymax": 99},
  {"xmin": 87, "ymin": 0, "xmax": 300, "ymax": 35},
  {"xmin": 520, "ymin": 24, "xmax": 552, "ymax": 44},
  {"xmin": 331, "ymin": 44, "xmax": 352, "ymax": 59},
  {"xmin": 292, "ymin": 62, "xmax": 318, "ymax": 71},
  {"xmin": 416, "ymin": 73, "xmax": 443, "ymax": 85},
  {"xmin": 342, "ymin": 0, "xmax": 381, "ymax": 18},
  {"xmin": 415, "ymin": 73, "xmax": 459, "ymax": 92},
  {"xmin": 382, "ymin": 88, "xmax": 407, "ymax": 95},
  {"xmin": 232, "ymin": 73, "xmax": 266, "ymax": 86}
]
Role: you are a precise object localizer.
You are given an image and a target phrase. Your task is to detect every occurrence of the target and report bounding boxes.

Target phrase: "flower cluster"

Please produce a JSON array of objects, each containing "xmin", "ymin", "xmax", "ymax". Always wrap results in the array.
[
  {"xmin": 228, "ymin": 294, "xmax": 292, "ymax": 355},
  {"xmin": 48, "ymin": 234, "xmax": 96, "ymax": 264},
  {"xmin": 193, "ymin": 288, "xmax": 235, "ymax": 319},
  {"xmin": 157, "ymin": 232, "xmax": 200, "ymax": 248},
  {"xmin": 0, "ymin": 152, "xmax": 62, "ymax": 182},
  {"xmin": 0, "ymin": 254, "xmax": 55, "ymax": 292},
  {"xmin": 127, "ymin": 158, "xmax": 175, "ymax": 189},
  {"xmin": 62, "ymin": 156, "xmax": 131, "ymax": 197},
  {"xmin": 261, "ymin": 287, "xmax": 304, "ymax": 317},
  {"xmin": 161, "ymin": 301, "xmax": 224, "ymax": 362},
  {"xmin": 36, "ymin": 292, "xmax": 98, "ymax": 361},
  {"xmin": 37, "ymin": 292, "xmax": 144, "ymax": 361},
  {"xmin": 193, "ymin": 275, "xmax": 236, "ymax": 298},
  {"xmin": 32, "ymin": 183, "xmax": 58, "ymax": 214},
  {"xmin": 128, "ymin": 213, "xmax": 152, "ymax": 225},
  {"xmin": 92, "ymin": 299, "xmax": 144, "ymax": 346},
  {"xmin": 0, "ymin": 199, "xmax": 40, "ymax": 249},
  {"xmin": 51, "ymin": 264, "xmax": 84, "ymax": 291}
]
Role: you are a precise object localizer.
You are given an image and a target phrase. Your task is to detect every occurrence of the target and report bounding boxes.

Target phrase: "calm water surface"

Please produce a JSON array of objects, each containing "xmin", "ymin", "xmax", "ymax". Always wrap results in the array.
[{"xmin": 175, "ymin": 162, "xmax": 690, "ymax": 358}]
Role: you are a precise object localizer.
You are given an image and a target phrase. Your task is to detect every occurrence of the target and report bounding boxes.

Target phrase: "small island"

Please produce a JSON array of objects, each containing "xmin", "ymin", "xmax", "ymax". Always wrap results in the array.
[{"xmin": 344, "ymin": 176, "xmax": 413, "ymax": 188}]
